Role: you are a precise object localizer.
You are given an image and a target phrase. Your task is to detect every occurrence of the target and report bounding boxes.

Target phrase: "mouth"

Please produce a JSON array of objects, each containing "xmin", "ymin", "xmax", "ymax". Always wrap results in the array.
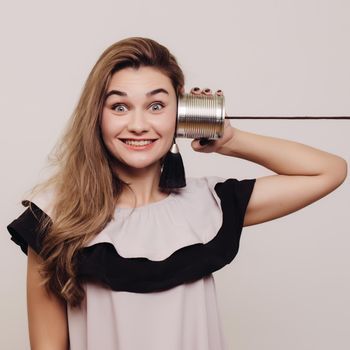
[
  {"xmin": 119, "ymin": 138, "xmax": 158, "ymax": 148},
  {"xmin": 120, "ymin": 138, "xmax": 157, "ymax": 144}
]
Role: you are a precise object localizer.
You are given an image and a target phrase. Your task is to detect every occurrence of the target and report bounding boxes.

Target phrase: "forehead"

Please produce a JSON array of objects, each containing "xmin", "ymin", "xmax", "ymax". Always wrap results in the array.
[{"xmin": 107, "ymin": 66, "xmax": 174, "ymax": 93}]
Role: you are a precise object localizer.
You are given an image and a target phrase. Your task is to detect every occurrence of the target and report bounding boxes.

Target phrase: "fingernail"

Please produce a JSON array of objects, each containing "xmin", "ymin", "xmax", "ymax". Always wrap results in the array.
[
  {"xmin": 217, "ymin": 90, "xmax": 222, "ymax": 93},
  {"xmin": 199, "ymin": 138, "xmax": 210, "ymax": 146},
  {"xmin": 193, "ymin": 87, "xmax": 200, "ymax": 91},
  {"xmin": 204, "ymin": 88, "xmax": 210, "ymax": 93}
]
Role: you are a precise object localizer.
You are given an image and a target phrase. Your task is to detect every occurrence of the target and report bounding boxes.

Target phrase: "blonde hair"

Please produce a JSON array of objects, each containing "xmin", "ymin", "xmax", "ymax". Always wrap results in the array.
[{"xmin": 25, "ymin": 37, "xmax": 185, "ymax": 308}]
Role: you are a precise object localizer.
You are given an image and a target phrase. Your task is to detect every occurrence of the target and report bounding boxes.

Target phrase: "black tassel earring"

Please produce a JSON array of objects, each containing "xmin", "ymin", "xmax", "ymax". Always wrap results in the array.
[{"xmin": 159, "ymin": 137, "xmax": 186, "ymax": 189}]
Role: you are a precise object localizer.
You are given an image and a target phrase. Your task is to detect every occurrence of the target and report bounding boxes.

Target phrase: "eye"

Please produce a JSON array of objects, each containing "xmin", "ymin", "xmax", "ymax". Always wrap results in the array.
[
  {"xmin": 151, "ymin": 102, "xmax": 165, "ymax": 111},
  {"xmin": 111, "ymin": 102, "xmax": 165, "ymax": 113},
  {"xmin": 112, "ymin": 104, "xmax": 127, "ymax": 113}
]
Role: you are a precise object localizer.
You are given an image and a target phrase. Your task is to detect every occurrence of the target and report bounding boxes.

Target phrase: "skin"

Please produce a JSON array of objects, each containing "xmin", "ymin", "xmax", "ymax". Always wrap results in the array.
[{"xmin": 27, "ymin": 247, "xmax": 69, "ymax": 350}]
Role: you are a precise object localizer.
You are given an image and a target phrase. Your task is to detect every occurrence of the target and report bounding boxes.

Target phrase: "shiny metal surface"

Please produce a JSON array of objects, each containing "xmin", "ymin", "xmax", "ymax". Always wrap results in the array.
[{"xmin": 176, "ymin": 93, "xmax": 225, "ymax": 139}]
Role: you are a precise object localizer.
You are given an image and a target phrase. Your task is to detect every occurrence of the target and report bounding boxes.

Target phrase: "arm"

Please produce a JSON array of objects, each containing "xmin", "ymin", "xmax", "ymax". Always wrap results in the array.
[
  {"xmin": 27, "ymin": 247, "xmax": 69, "ymax": 350},
  {"xmin": 217, "ymin": 127, "xmax": 348, "ymax": 227}
]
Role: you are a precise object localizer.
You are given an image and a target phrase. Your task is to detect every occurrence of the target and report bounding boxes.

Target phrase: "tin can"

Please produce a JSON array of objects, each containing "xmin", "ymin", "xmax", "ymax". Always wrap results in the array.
[{"xmin": 176, "ymin": 93, "xmax": 226, "ymax": 139}]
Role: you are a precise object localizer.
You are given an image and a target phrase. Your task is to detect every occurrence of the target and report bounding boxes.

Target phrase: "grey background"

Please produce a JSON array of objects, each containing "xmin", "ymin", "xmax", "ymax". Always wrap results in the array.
[{"xmin": 1, "ymin": 0, "xmax": 349, "ymax": 349}]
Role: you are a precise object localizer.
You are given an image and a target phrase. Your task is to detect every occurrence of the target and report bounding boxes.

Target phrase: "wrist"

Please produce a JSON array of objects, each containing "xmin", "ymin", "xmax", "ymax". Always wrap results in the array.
[{"xmin": 216, "ymin": 127, "xmax": 240, "ymax": 156}]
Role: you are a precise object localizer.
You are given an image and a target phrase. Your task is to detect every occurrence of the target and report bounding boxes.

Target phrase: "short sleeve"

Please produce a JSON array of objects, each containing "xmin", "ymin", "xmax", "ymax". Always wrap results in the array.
[
  {"xmin": 6, "ymin": 189, "xmax": 55, "ymax": 256},
  {"xmin": 6, "ymin": 202, "xmax": 51, "ymax": 256},
  {"xmin": 205, "ymin": 175, "xmax": 256, "ymax": 228}
]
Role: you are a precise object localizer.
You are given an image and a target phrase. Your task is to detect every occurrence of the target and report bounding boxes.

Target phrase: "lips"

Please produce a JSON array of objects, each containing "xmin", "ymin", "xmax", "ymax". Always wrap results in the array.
[{"xmin": 120, "ymin": 138, "xmax": 157, "ymax": 151}]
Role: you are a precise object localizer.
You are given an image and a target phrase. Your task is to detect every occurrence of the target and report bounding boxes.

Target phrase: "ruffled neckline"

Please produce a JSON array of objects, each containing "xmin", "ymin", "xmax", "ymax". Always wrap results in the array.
[
  {"xmin": 6, "ymin": 176, "xmax": 256, "ymax": 294},
  {"xmin": 115, "ymin": 192, "xmax": 176, "ymax": 212}
]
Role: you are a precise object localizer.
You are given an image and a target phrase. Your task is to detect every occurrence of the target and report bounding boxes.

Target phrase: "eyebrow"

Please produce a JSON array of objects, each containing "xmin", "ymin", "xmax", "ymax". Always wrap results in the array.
[{"xmin": 104, "ymin": 88, "xmax": 169, "ymax": 100}]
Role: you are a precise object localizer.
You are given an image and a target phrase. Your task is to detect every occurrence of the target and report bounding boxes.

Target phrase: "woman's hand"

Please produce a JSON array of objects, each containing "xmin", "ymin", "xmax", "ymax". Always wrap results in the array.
[{"xmin": 189, "ymin": 87, "xmax": 235, "ymax": 153}]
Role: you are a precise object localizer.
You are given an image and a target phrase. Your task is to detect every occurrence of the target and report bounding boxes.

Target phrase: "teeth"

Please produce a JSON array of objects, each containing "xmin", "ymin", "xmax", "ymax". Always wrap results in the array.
[{"xmin": 124, "ymin": 140, "xmax": 154, "ymax": 146}]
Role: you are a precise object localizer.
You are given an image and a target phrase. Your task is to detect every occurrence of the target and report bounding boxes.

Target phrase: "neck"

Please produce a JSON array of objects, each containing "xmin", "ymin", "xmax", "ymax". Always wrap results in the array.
[{"xmin": 112, "ymin": 161, "xmax": 170, "ymax": 208}]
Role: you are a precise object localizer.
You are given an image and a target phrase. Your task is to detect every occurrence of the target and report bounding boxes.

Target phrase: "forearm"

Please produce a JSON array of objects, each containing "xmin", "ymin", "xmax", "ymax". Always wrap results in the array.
[{"xmin": 218, "ymin": 127, "xmax": 347, "ymax": 179}]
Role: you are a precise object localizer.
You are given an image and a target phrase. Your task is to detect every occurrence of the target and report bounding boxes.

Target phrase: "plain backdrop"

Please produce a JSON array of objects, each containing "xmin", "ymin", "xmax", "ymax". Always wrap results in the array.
[{"xmin": 1, "ymin": 0, "xmax": 349, "ymax": 349}]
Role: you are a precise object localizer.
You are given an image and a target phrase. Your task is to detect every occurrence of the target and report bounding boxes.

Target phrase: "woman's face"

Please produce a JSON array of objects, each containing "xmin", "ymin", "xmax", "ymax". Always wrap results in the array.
[{"xmin": 101, "ymin": 66, "xmax": 177, "ymax": 172}]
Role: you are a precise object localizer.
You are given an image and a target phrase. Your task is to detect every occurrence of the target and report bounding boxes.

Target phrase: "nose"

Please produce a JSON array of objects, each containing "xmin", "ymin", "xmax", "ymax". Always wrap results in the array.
[{"xmin": 127, "ymin": 109, "xmax": 150, "ymax": 134}]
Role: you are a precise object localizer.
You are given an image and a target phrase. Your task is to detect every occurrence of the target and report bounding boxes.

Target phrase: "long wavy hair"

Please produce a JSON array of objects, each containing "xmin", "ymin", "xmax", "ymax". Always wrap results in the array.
[{"xmin": 23, "ymin": 37, "xmax": 185, "ymax": 308}]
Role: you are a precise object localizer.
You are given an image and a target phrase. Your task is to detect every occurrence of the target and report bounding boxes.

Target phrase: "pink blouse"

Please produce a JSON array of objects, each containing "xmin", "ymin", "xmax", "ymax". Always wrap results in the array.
[{"xmin": 7, "ymin": 176, "xmax": 256, "ymax": 350}]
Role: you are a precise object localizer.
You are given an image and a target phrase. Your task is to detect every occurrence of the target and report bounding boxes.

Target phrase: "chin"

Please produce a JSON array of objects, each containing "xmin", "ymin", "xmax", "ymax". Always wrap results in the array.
[{"xmin": 114, "ymin": 158, "xmax": 162, "ymax": 171}]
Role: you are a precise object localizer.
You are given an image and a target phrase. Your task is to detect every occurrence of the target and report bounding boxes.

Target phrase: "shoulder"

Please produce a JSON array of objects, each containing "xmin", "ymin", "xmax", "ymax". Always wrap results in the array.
[
  {"xmin": 23, "ymin": 185, "xmax": 57, "ymax": 219},
  {"xmin": 183, "ymin": 175, "xmax": 256, "ymax": 211},
  {"xmin": 180, "ymin": 176, "xmax": 226, "ymax": 204},
  {"xmin": 181, "ymin": 175, "xmax": 227, "ymax": 193}
]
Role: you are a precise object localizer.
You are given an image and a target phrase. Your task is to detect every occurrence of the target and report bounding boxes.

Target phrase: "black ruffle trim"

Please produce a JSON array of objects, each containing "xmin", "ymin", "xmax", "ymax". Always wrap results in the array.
[
  {"xmin": 7, "ymin": 178, "xmax": 256, "ymax": 293},
  {"xmin": 7, "ymin": 201, "xmax": 48, "ymax": 255}
]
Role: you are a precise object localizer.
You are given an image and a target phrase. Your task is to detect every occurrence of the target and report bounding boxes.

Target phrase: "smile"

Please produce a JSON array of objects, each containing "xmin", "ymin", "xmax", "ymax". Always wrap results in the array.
[{"xmin": 119, "ymin": 138, "xmax": 158, "ymax": 150}]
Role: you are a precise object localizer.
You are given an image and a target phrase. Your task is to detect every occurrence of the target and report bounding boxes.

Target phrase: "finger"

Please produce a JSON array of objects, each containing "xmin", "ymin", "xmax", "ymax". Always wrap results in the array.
[
  {"xmin": 190, "ymin": 87, "xmax": 201, "ymax": 95},
  {"xmin": 216, "ymin": 89, "xmax": 223, "ymax": 96},
  {"xmin": 192, "ymin": 138, "xmax": 206, "ymax": 150},
  {"xmin": 191, "ymin": 138, "xmax": 215, "ymax": 152},
  {"xmin": 199, "ymin": 138, "xmax": 210, "ymax": 146},
  {"xmin": 203, "ymin": 88, "xmax": 212, "ymax": 96}
]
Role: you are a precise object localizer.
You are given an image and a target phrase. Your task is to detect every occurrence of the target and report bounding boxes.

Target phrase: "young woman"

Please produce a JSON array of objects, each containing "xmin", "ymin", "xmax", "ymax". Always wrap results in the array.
[{"xmin": 7, "ymin": 37, "xmax": 347, "ymax": 350}]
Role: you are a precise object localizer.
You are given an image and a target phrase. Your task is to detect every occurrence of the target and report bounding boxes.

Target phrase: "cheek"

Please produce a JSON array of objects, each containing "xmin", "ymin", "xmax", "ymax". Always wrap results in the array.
[
  {"xmin": 100, "ymin": 118, "xmax": 111, "ymax": 146},
  {"xmin": 155, "ymin": 108, "xmax": 177, "ymax": 135},
  {"xmin": 166, "ymin": 114, "xmax": 177, "ymax": 138},
  {"xmin": 100, "ymin": 117, "xmax": 119, "ymax": 154},
  {"xmin": 100, "ymin": 113, "xmax": 122, "ymax": 139},
  {"xmin": 157, "ymin": 116, "xmax": 177, "ymax": 151}
]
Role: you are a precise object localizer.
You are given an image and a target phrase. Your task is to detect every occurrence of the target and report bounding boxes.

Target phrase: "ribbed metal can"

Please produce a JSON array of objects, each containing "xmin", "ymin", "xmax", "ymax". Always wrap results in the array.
[{"xmin": 176, "ymin": 93, "xmax": 226, "ymax": 139}]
